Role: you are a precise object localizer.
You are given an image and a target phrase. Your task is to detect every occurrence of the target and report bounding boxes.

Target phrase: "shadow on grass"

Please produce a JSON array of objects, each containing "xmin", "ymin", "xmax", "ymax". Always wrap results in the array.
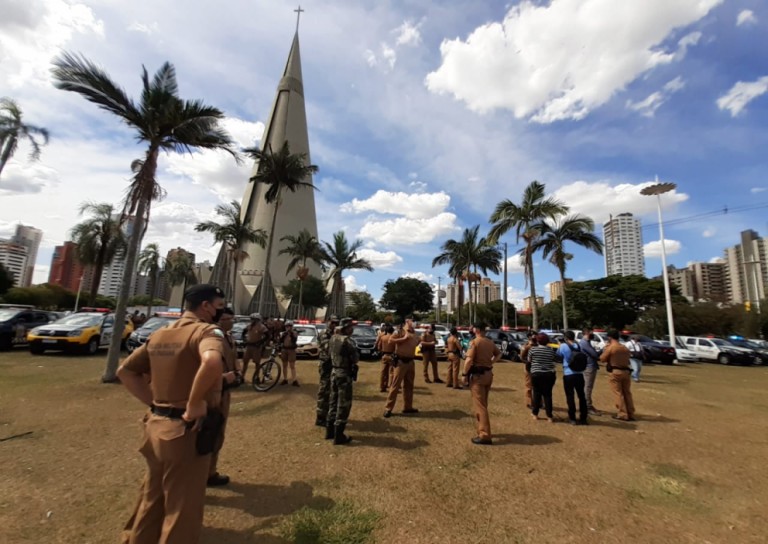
[
  {"xmin": 493, "ymin": 433, "xmax": 562, "ymax": 446},
  {"xmin": 637, "ymin": 414, "xmax": 680, "ymax": 424},
  {"xmin": 207, "ymin": 481, "xmax": 334, "ymax": 519},
  {"xmin": 414, "ymin": 409, "xmax": 470, "ymax": 420},
  {"xmin": 201, "ymin": 526, "xmax": 289, "ymax": 544},
  {"xmin": 639, "ymin": 377, "xmax": 689, "ymax": 385},
  {"xmin": 350, "ymin": 419, "xmax": 407, "ymax": 433},
  {"xmin": 349, "ymin": 434, "xmax": 429, "ymax": 450},
  {"xmin": 585, "ymin": 418, "xmax": 638, "ymax": 430}
]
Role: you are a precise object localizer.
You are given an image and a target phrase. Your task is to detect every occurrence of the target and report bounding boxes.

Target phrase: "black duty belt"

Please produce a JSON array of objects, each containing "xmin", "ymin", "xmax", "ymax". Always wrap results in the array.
[
  {"xmin": 151, "ymin": 405, "xmax": 185, "ymax": 419},
  {"xmin": 398, "ymin": 357, "xmax": 414, "ymax": 363},
  {"xmin": 382, "ymin": 352, "xmax": 394, "ymax": 355},
  {"xmin": 612, "ymin": 367, "xmax": 631, "ymax": 372}
]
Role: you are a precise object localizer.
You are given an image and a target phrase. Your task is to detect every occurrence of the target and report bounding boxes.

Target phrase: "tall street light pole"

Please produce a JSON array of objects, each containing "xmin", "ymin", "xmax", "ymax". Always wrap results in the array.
[
  {"xmin": 74, "ymin": 275, "xmax": 84, "ymax": 312},
  {"xmin": 641, "ymin": 178, "xmax": 677, "ymax": 348},
  {"xmin": 502, "ymin": 242, "xmax": 508, "ymax": 328}
]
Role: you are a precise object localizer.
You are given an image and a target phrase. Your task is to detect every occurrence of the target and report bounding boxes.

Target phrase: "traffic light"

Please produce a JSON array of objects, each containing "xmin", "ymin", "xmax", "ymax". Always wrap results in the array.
[{"xmin": 745, "ymin": 301, "xmax": 751, "ymax": 312}]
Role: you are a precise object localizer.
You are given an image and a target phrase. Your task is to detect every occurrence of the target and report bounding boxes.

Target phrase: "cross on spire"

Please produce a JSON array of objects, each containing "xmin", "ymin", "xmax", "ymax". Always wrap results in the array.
[{"xmin": 294, "ymin": 5, "xmax": 304, "ymax": 33}]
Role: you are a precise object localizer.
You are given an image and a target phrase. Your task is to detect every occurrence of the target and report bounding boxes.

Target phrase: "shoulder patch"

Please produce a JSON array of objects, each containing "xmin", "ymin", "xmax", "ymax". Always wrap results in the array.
[{"xmin": 212, "ymin": 328, "xmax": 225, "ymax": 337}]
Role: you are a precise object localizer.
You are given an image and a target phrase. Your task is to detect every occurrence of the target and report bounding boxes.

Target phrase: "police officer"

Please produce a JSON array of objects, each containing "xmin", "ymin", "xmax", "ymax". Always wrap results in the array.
[
  {"xmin": 420, "ymin": 324, "xmax": 442, "ymax": 383},
  {"xmin": 375, "ymin": 323, "xmax": 396, "ymax": 392},
  {"xmin": 315, "ymin": 315, "xmax": 339, "ymax": 427},
  {"xmin": 326, "ymin": 318, "xmax": 359, "ymax": 445},
  {"xmin": 445, "ymin": 327, "xmax": 463, "ymax": 389},
  {"xmin": 462, "ymin": 323, "xmax": 500, "ymax": 445},
  {"xmin": 384, "ymin": 322, "xmax": 421, "ymax": 418},
  {"xmin": 279, "ymin": 320, "xmax": 299, "ymax": 386},
  {"xmin": 242, "ymin": 313, "xmax": 268, "ymax": 382},
  {"xmin": 117, "ymin": 284, "xmax": 227, "ymax": 544}
]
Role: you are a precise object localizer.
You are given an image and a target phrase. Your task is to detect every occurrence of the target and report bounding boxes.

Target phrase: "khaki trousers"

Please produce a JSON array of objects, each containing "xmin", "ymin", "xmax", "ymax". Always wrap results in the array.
[
  {"xmin": 609, "ymin": 370, "xmax": 635, "ymax": 419},
  {"xmin": 242, "ymin": 345, "xmax": 263, "ymax": 379},
  {"xmin": 524, "ymin": 369, "xmax": 532, "ymax": 406},
  {"xmin": 385, "ymin": 359, "xmax": 415, "ymax": 411},
  {"xmin": 470, "ymin": 372, "xmax": 493, "ymax": 440},
  {"xmin": 446, "ymin": 354, "xmax": 461, "ymax": 387},
  {"xmin": 127, "ymin": 416, "xmax": 210, "ymax": 544},
  {"xmin": 209, "ymin": 393, "xmax": 230, "ymax": 477},
  {"xmin": 422, "ymin": 350, "xmax": 438, "ymax": 381},
  {"xmin": 380, "ymin": 354, "xmax": 393, "ymax": 391}
]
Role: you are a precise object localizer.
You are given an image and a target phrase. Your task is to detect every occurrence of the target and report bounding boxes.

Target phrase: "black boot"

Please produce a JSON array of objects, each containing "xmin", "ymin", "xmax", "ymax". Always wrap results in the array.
[
  {"xmin": 325, "ymin": 422, "xmax": 335, "ymax": 440},
  {"xmin": 333, "ymin": 423, "xmax": 352, "ymax": 445},
  {"xmin": 315, "ymin": 417, "xmax": 326, "ymax": 427}
]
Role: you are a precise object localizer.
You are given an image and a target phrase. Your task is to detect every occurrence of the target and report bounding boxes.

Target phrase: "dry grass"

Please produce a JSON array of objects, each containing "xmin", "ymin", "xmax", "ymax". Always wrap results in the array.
[{"xmin": 1, "ymin": 351, "xmax": 767, "ymax": 543}]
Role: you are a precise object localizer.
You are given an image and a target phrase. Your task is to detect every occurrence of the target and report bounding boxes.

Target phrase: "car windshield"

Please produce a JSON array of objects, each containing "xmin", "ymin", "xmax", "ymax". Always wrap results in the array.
[
  {"xmin": 711, "ymin": 339, "xmax": 732, "ymax": 346},
  {"xmin": 635, "ymin": 335, "xmax": 654, "ymax": 342},
  {"xmin": 55, "ymin": 313, "xmax": 103, "ymax": 327},
  {"xmin": 140, "ymin": 317, "xmax": 176, "ymax": 331},
  {"xmin": 352, "ymin": 326, "xmax": 376, "ymax": 337},
  {"xmin": 295, "ymin": 327, "xmax": 316, "ymax": 337},
  {"xmin": 0, "ymin": 309, "xmax": 21, "ymax": 321},
  {"xmin": 232, "ymin": 322, "xmax": 248, "ymax": 332}
]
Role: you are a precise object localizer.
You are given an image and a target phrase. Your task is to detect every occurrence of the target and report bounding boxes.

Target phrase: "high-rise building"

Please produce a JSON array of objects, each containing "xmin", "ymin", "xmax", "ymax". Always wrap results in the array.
[
  {"xmin": 724, "ymin": 229, "xmax": 768, "ymax": 304},
  {"xmin": 49, "ymin": 241, "xmax": 86, "ymax": 292},
  {"xmin": 11, "ymin": 224, "xmax": 42, "ymax": 287},
  {"xmin": 691, "ymin": 261, "xmax": 728, "ymax": 302},
  {"xmin": 549, "ymin": 279, "xmax": 573, "ymax": 302},
  {"xmin": 0, "ymin": 240, "xmax": 28, "ymax": 287},
  {"xmin": 166, "ymin": 248, "xmax": 196, "ymax": 307},
  {"xmin": 523, "ymin": 296, "xmax": 545, "ymax": 311},
  {"xmin": 474, "ymin": 277, "xmax": 501, "ymax": 305},
  {"xmin": 446, "ymin": 282, "xmax": 464, "ymax": 315},
  {"xmin": 603, "ymin": 213, "xmax": 645, "ymax": 277},
  {"xmin": 96, "ymin": 216, "xmax": 137, "ymax": 299},
  {"xmin": 666, "ymin": 265, "xmax": 696, "ymax": 301}
]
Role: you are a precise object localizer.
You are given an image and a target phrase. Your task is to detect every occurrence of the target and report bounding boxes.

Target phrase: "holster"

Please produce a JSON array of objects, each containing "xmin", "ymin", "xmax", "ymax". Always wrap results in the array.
[
  {"xmin": 606, "ymin": 363, "xmax": 613, "ymax": 373},
  {"xmin": 391, "ymin": 354, "xmax": 400, "ymax": 368},
  {"xmin": 195, "ymin": 408, "xmax": 225, "ymax": 455},
  {"xmin": 351, "ymin": 365, "xmax": 359, "ymax": 382}
]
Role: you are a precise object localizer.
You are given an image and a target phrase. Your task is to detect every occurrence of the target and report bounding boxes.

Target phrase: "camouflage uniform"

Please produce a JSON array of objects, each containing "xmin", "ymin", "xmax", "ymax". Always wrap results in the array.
[
  {"xmin": 315, "ymin": 326, "xmax": 335, "ymax": 425},
  {"xmin": 327, "ymin": 321, "xmax": 359, "ymax": 445}
]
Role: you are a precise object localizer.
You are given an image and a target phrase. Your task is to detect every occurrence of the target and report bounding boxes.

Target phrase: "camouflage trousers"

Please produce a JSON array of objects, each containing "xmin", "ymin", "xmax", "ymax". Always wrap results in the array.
[
  {"xmin": 328, "ymin": 368, "xmax": 354, "ymax": 427},
  {"xmin": 316, "ymin": 359, "xmax": 332, "ymax": 422}
]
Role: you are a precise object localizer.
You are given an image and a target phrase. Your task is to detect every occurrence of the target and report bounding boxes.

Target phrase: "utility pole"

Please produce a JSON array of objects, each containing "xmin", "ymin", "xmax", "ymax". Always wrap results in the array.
[
  {"xmin": 502, "ymin": 242, "xmax": 508, "ymax": 328},
  {"xmin": 436, "ymin": 276, "xmax": 441, "ymax": 324}
]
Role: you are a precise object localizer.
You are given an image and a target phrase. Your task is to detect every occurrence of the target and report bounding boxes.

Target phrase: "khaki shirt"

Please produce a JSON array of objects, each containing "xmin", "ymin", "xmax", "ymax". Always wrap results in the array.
[
  {"xmin": 446, "ymin": 335, "xmax": 461, "ymax": 355},
  {"xmin": 392, "ymin": 329, "xmax": 420, "ymax": 359},
  {"xmin": 420, "ymin": 332, "xmax": 436, "ymax": 351},
  {"xmin": 120, "ymin": 311, "xmax": 227, "ymax": 408},
  {"xmin": 599, "ymin": 341, "xmax": 631, "ymax": 370},
  {"xmin": 520, "ymin": 340, "xmax": 534, "ymax": 362},
  {"xmin": 463, "ymin": 336, "xmax": 500, "ymax": 374}
]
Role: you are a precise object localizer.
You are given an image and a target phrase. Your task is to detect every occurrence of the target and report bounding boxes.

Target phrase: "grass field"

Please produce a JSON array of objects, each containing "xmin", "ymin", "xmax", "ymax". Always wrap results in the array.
[{"xmin": 1, "ymin": 350, "xmax": 767, "ymax": 543}]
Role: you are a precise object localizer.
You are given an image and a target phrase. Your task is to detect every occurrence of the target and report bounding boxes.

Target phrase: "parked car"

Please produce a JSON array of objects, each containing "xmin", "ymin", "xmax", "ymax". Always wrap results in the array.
[
  {"xmin": 350, "ymin": 324, "xmax": 378, "ymax": 359},
  {"xmin": 294, "ymin": 325, "xmax": 320, "ymax": 358},
  {"xmin": 0, "ymin": 306, "xmax": 59, "ymax": 350},
  {"xmin": 27, "ymin": 309, "xmax": 135, "ymax": 355},
  {"xmin": 726, "ymin": 336, "xmax": 768, "ymax": 365},
  {"xmin": 683, "ymin": 336, "xmax": 755, "ymax": 365},
  {"xmin": 414, "ymin": 329, "xmax": 447, "ymax": 360},
  {"xmin": 485, "ymin": 329, "xmax": 521, "ymax": 361},
  {"xmin": 232, "ymin": 321, "xmax": 248, "ymax": 358},
  {"xmin": 458, "ymin": 330, "xmax": 473, "ymax": 357},
  {"xmin": 630, "ymin": 334, "xmax": 676, "ymax": 365},
  {"xmin": 126, "ymin": 314, "xmax": 180, "ymax": 353}
]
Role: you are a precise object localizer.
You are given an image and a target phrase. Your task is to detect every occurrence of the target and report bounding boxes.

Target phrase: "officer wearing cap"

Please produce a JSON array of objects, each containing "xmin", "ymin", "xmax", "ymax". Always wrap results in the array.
[
  {"xmin": 117, "ymin": 283, "xmax": 228, "ymax": 543},
  {"xmin": 315, "ymin": 315, "xmax": 340, "ymax": 427},
  {"xmin": 242, "ymin": 313, "xmax": 268, "ymax": 383},
  {"xmin": 279, "ymin": 320, "xmax": 299, "ymax": 386},
  {"xmin": 326, "ymin": 317, "xmax": 359, "ymax": 445}
]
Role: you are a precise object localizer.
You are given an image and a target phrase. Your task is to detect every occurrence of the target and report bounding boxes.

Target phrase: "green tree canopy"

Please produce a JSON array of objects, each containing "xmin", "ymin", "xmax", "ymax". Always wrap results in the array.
[
  {"xmin": 379, "ymin": 277, "xmax": 434, "ymax": 319},
  {"xmin": 281, "ymin": 275, "xmax": 329, "ymax": 311},
  {"xmin": 347, "ymin": 291, "xmax": 377, "ymax": 321},
  {"xmin": 0, "ymin": 263, "xmax": 14, "ymax": 295}
]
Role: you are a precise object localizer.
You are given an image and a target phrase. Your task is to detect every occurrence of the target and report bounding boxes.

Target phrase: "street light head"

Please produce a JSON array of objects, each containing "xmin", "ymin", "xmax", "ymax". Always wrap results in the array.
[{"xmin": 640, "ymin": 182, "xmax": 677, "ymax": 196}]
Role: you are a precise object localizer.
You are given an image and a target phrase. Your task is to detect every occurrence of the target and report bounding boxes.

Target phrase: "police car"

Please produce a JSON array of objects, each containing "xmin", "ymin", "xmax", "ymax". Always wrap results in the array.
[
  {"xmin": 27, "ymin": 308, "xmax": 135, "ymax": 355},
  {"xmin": 126, "ymin": 312, "xmax": 181, "ymax": 353}
]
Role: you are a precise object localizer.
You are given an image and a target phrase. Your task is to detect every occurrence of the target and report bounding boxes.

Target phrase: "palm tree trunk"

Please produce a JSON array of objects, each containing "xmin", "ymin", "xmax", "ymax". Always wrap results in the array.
[
  {"xmin": 297, "ymin": 257, "xmax": 306, "ymax": 319},
  {"xmin": 258, "ymin": 197, "xmax": 280, "ymax": 314},
  {"xmin": 88, "ymin": 261, "xmax": 104, "ymax": 305},
  {"xmin": 231, "ymin": 255, "xmax": 238, "ymax": 313},
  {"xmin": 527, "ymin": 243, "xmax": 539, "ymax": 330},
  {"xmin": 103, "ymin": 198, "xmax": 148, "ymax": 382},
  {"xmin": 147, "ymin": 271, "xmax": 156, "ymax": 317},
  {"xmin": 559, "ymin": 267, "xmax": 568, "ymax": 331},
  {"xmin": 456, "ymin": 276, "xmax": 462, "ymax": 326}
]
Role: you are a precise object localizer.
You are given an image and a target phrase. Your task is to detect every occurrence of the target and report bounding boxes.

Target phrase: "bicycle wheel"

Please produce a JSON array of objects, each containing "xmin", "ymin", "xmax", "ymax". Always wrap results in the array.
[{"xmin": 252, "ymin": 358, "xmax": 282, "ymax": 392}]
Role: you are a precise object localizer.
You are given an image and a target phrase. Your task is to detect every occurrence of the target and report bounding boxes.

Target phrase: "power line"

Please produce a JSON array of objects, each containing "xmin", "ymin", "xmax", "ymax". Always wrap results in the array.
[{"xmin": 639, "ymin": 202, "xmax": 768, "ymax": 231}]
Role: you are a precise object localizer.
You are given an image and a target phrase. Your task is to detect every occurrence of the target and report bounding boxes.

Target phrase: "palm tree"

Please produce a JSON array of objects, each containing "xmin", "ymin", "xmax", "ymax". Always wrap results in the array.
[
  {"xmin": 137, "ymin": 243, "xmax": 163, "ymax": 317},
  {"xmin": 0, "ymin": 98, "xmax": 49, "ymax": 178},
  {"xmin": 70, "ymin": 202, "xmax": 126, "ymax": 305},
  {"xmin": 432, "ymin": 238, "xmax": 469, "ymax": 325},
  {"xmin": 488, "ymin": 181, "xmax": 568, "ymax": 330},
  {"xmin": 164, "ymin": 250, "xmax": 197, "ymax": 297},
  {"xmin": 194, "ymin": 201, "xmax": 267, "ymax": 312},
  {"xmin": 52, "ymin": 53, "xmax": 238, "ymax": 382},
  {"xmin": 279, "ymin": 229, "xmax": 323, "ymax": 318},
  {"xmin": 530, "ymin": 215, "xmax": 603, "ymax": 330},
  {"xmin": 319, "ymin": 231, "xmax": 373, "ymax": 317},
  {"xmin": 244, "ymin": 141, "xmax": 318, "ymax": 314}
]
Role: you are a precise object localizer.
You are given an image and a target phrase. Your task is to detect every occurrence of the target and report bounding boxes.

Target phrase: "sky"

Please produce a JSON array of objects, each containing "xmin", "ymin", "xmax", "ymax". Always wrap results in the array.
[{"xmin": 1, "ymin": 0, "xmax": 767, "ymax": 308}]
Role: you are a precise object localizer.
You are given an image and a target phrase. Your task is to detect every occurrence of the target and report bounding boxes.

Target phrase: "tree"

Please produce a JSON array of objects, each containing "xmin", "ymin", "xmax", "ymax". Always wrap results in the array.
[
  {"xmin": 280, "ymin": 275, "xmax": 328, "ymax": 312},
  {"xmin": 194, "ymin": 201, "xmax": 267, "ymax": 311},
  {"xmin": 380, "ymin": 277, "xmax": 434, "ymax": 319},
  {"xmin": 70, "ymin": 202, "xmax": 126, "ymax": 305},
  {"xmin": 278, "ymin": 229, "xmax": 323, "ymax": 318},
  {"xmin": 0, "ymin": 98, "xmax": 49, "ymax": 179},
  {"xmin": 319, "ymin": 231, "xmax": 373, "ymax": 317},
  {"xmin": 530, "ymin": 215, "xmax": 603, "ymax": 330},
  {"xmin": 245, "ymin": 141, "xmax": 318, "ymax": 314},
  {"xmin": 128, "ymin": 294, "xmax": 168, "ymax": 307},
  {"xmin": 488, "ymin": 181, "xmax": 568, "ymax": 330},
  {"xmin": 164, "ymin": 250, "xmax": 197, "ymax": 297},
  {"xmin": 347, "ymin": 291, "xmax": 377, "ymax": 321},
  {"xmin": 137, "ymin": 242, "xmax": 163, "ymax": 317},
  {"xmin": 52, "ymin": 53, "xmax": 238, "ymax": 382},
  {"xmin": 0, "ymin": 263, "xmax": 14, "ymax": 295}
]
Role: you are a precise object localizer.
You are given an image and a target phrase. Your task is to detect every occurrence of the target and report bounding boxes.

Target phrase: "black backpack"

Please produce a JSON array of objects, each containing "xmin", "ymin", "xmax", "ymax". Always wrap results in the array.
[{"xmin": 569, "ymin": 344, "xmax": 588, "ymax": 372}]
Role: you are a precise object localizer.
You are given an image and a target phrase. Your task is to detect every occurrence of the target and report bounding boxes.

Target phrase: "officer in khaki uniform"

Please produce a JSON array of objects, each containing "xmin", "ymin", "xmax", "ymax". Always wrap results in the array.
[
  {"xmin": 241, "ymin": 313, "xmax": 268, "ymax": 382},
  {"xmin": 462, "ymin": 323, "xmax": 500, "ymax": 445},
  {"xmin": 599, "ymin": 329, "xmax": 636, "ymax": 421},
  {"xmin": 375, "ymin": 323, "xmax": 396, "ymax": 392},
  {"xmin": 445, "ymin": 327, "xmax": 463, "ymax": 388},
  {"xmin": 117, "ymin": 284, "xmax": 227, "ymax": 544},
  {"xmin": 384, "ymin": 323, "xmax": 421, "ymax": 418},
  {"xmin": 315, "ymin": 315, "xmax": 339, "ymax": 426},
  {"xmin": 326, "ymin": 318, "xmax": 359, "ymax": 445},
  {"xmin": 420, "ymin": 324, "xmax": 442, "ymax": 383},
  {"xmin": 279, "ymin": 321, "xmax": 299, "ymax": 386}
]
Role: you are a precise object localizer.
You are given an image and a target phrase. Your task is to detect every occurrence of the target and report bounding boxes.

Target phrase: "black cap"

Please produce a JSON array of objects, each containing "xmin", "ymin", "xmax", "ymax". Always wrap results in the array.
[
  {"xmin": 184, "ymin": 284, "xmax": 225, "ymax": 306},
  {"xmin": 329, "ymin": 315, "xmax": 340, "ymax": 323},
  {"xmin": 340, "ymin": 317, "xmax": 354, "ymax": 328}
]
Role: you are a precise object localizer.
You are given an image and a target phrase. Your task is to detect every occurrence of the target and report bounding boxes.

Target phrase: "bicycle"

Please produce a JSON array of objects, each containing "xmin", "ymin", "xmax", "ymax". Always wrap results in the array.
[{"xmin": 252, "ymin": 346, "xmax": 282, "ymax": 392}]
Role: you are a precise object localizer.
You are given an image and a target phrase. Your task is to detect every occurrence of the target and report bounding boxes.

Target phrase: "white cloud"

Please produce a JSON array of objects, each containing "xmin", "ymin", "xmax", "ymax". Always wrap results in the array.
[
  {"xmin": 709, "ymin": 256, "xmax": 725, "ymax": 264},
  {"xmin": 0, "ymin": 160, "xmax": 60, "ymax": 196},
  {"xmin": 344, "ymin": 274, "xmax": 367, "ymax": 292},
  {"xmin": 341, "ymin": 190, "xmax": 450, "ymax": 219},
  {"xmin": 127, "ymin": 21, "xmax": 158, "ymax": 34},
  {"xmin": 394, "ymin": 20, "xmax": 422, "ymax": 46},
  {"xmin": 358, "ymin": 213, "xmax": 459, "ymax": 245},
  {"xmin": 356, "ymin": 248, "xmax": 403, "ymax": 269},
  {"xmin": 506, "ymin": 286, "xmax": 527, "ymax": 308},
  {"xmin": 717, "ymin": 76, "xmax": 768, "ymax": 117},
  {"xmin": 736, "ymin": 10, "xmax": 757, "ymax": 27},
  {"xmin": 751, "ymin": 187, "xmax": 767, "ymax": 194},
  {"xmin": 425, "ymin": 0, "xmax": 720, "ymax": 122},
  {"xmin": 644, "ymin": 239, "xmax": 682, "ymax": 258},
  {"xmin": 33, "ymin": 264, "xmax": 50, "ymax": 285},
  {"xmin": 627, "ymin": 76, "xmax": 686, "ymax": 117},
  {"xmin": 402, "ymin": 272, "xmax": 434, "ymax": 282},
  {"xmin": 381, "ymin": 43, "xmax": 397, "ymax": 69},
  {"xmin": 506, "ymin": 254, "xmax": 526, "ymax": 274},
  {"xmin": 702, "ymin": 227, "xmax": 715, "ymax": 238},
  {"xmin": 553, "ymin": 180, "xmax": 689, "ymax": 224}
]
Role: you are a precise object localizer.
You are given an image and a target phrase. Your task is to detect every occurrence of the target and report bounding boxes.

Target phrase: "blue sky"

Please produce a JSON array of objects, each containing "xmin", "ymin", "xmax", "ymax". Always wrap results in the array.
[{"xmin": 1, "ymin": 0, "xmax": 766, "ymax": 307}]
